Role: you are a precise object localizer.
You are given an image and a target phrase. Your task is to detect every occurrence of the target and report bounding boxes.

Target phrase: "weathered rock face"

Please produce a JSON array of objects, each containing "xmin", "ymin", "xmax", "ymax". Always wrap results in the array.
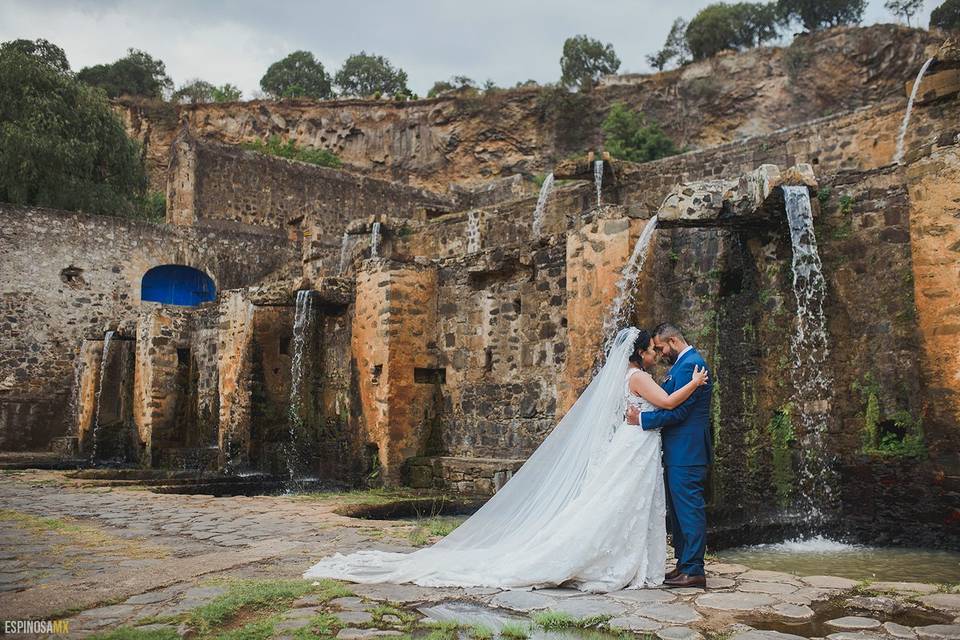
[{"xmin": 121, "ymin": 25, "xmax": 941, "ymax": 192}]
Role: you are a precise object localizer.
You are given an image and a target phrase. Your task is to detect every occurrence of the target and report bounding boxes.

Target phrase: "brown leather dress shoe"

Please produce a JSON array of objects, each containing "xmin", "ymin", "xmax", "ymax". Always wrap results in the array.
[
  {"xmin": 665, "ymin": 566, "xmax": 682, "ymax": 580},
  {"xmin": 663, "ymin": 573, "xmax": 706, "ymax": 589}
]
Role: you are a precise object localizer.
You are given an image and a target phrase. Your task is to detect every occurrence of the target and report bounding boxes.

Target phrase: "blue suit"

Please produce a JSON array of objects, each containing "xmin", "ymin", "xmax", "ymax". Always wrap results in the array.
[{"xmin": 640, "ymin": 346, "xmax": 712, "ymax": 577}]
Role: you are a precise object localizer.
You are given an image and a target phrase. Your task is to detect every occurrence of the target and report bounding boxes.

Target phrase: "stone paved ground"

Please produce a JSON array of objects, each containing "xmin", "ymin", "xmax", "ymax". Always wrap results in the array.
[{"xmin": 1, "ymin": 469, "xmax": 958, "ymax": 640}]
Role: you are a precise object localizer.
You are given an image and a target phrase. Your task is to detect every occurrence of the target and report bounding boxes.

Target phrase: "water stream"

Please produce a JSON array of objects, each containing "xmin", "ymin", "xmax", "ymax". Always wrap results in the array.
[
  {"xmin": 600, "ymin": 215, "xmax": 659, "ymax": 356},
  {"xmin": 90, "ymin": 330, "xmax": 115, "ymax": 461},
  {"xmin": 287, "ymin": 290, "xmax": 315, "ymax": 485},
  {"xmin": 783, "ymin": 186, "xmax": 836, "ymax": 522},
  {"xmin": 466, "ymin": 211, "xmax": 481, "ymax": 253},
  {"xmin": 370, "ymin": 222, "xmax": 382, "ymax": 258},
  {"xmin": 593, "ymin": 160, "xmax": 603, "ymax": 206},
  {"xmin": 893, "ymin": 57, "xmax": 934, "ymax": 165},
  {"xmin": 337, "ymin": 232, "xmax": 351, "ymax": 275},
  {"xmin": 531, "ymin": 173, "xmax": 555, "ymax": 238}
]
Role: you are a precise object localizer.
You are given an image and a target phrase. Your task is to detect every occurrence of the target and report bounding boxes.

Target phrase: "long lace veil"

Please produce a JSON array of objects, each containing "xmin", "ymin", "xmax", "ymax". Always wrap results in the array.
[
  {"xmin": 427, "ymin": 325, "xmax": 638, "ymax": 551},
  {"xmin": 304, "ymin": 326, "xmax": 639, "ymax": 582}
]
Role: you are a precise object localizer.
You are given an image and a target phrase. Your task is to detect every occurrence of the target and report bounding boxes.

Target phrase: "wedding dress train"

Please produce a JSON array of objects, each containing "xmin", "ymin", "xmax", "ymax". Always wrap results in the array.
[{"xmin": 303, "ymin": 327, "xmax": 667, "ymax": 592}]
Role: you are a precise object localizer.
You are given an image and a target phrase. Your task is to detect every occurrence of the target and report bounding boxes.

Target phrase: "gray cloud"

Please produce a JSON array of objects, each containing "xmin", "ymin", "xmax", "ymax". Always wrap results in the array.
[{"xmin": 0, "ymin": 0, "xmax": 939, "ymax": 97}]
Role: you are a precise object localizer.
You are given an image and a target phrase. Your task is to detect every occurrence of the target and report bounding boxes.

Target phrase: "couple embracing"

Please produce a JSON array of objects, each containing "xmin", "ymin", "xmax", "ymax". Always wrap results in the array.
[{"xmin": 304, "ymin": 323, "xmax": 713, "ymax": 592}]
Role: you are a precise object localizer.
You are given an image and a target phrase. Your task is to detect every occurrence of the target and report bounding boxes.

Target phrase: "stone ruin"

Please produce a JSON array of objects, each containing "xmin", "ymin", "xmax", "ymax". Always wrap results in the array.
[{"xmin": 1, "ymin": 25, "xmax": 958, "ymax": 549}]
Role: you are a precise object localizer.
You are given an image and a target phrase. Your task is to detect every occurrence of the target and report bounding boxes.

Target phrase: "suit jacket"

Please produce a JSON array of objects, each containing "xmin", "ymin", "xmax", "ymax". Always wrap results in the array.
[{"xmin": 639, "ymin": 346, "xmax": 713, "ymax": 467}]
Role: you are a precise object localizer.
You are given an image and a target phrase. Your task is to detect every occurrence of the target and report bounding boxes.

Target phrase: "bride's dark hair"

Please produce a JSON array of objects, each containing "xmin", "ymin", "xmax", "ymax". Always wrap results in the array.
[{"xmin": 629, "ymin": 329, "xmax": 651, "ymax": 367}]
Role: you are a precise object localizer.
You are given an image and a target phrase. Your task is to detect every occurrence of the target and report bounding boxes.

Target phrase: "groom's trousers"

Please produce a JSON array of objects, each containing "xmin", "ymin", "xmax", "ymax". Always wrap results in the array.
[{"xmin": 664, "ymin": 464, "xmax": 707, "ymax": 577}]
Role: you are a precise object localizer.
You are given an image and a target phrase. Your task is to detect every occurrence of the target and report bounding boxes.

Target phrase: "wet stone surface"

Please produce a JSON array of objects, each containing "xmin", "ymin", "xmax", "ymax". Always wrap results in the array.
[{"xmin": 0, "ymin": 471, "xmax": 955, "ymax": 640}]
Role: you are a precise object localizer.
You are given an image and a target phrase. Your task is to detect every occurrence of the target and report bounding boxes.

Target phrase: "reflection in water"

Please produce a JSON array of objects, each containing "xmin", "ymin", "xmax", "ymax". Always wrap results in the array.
[{"xmin": 717, "ymin": 536, "xmax": 960, "ymax": 582}]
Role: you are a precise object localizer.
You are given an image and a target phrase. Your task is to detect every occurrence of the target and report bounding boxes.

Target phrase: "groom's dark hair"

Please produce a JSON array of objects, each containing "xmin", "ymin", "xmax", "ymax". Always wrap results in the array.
[{"xmin": 652, "ymin": 322, "xmax": 685, "ymax": 342}]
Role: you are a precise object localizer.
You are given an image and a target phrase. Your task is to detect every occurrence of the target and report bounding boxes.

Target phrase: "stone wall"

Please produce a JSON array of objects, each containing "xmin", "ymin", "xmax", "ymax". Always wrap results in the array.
[
  {"xmin": 434, "ymin": 244, "xmax": 568, "ymax": 459},
  {"xmin": 616, "ymin": 96, "xmax": 960, "ymax": 214},
  {"xmin": 0, "ymin": 205, "xmax": 297, "ymax": 452}
]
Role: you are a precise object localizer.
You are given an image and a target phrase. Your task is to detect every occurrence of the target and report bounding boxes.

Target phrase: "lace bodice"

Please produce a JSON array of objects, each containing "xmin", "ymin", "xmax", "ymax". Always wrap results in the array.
[{"xmin": 625, "ymin": 368, "xmax": 656, "ymax": 413}]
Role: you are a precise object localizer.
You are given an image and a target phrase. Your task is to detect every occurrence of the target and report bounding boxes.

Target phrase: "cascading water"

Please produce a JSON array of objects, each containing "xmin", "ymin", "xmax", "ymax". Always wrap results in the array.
[
  {"xmin": 531, "ymin": 173, "xmax": 555, "ymax": 238},
  {"xmin": 594, "ymin": 160, "xmax": 604, "ymax": 207},
  {"xmin": 370, "ymin": 222, "xmax": 382, "ymax": 258},
  {"xmin": 337, "ymin": 232, "xmax": 351, "ymax": 275},
  {"xmin": 782, "ymin": 186, "xmax": 837, "ymax": 523},
  {"xmin": 287, "ymin": 290, "xmax": 315, "ymax": 486},
  {"xmin": 90, "ymin": 331, "xmax": 115, "ymax": 462},
  {"xmin": 600, "ymin": 215, "xmax": 659, "ymax": 355},
  {"xmin": 893, "ymin": 57, "xmax": 934, "ymax": 165},
  {"xmin": 466, "ymin": 211, "xmax": 481, "ymax": 253}
]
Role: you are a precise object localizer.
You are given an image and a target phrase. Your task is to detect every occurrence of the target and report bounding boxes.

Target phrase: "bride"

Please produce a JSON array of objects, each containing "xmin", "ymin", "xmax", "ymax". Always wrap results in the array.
[{"xmin": 303, "ymin": 326, "xmax": 708, "ymax": 592}]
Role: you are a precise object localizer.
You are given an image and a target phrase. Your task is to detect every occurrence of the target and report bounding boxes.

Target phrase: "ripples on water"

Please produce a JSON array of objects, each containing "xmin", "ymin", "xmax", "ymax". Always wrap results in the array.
[{"xmin": 717, "ymin": 536, "xmax": 960, "ymax": 583}]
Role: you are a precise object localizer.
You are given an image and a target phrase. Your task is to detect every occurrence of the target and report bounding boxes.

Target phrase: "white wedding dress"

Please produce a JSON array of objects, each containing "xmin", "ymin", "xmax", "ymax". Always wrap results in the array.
[{"xmin": 303, "ymin": 327, "xmax": 667, "ymax": 592}]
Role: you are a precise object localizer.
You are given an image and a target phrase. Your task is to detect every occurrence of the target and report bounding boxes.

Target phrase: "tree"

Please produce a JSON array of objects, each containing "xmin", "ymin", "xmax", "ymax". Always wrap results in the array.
[
  {"xmin": 334, "ymin": 51, "xmax": 410, "ymax": 97},
  {"xmin": 686, "ymin": 3, "xmax": 781, "ymax": 61},
  {"xmin": 647, "ymin": 18, "xmax": 692, "ymax": 71},
  {"xmin": 427, "ymin": 75, "xmax": 476, "ymax": 97},
  {"xmin": 930, "ymin": 0, "xmax": 960, "ymax": 29},
  {"xmin": 259, "ymin": 51, "xmax": 333, "ymax": 99},
  {"xmin": 0, "ymin": 38, "xmax": 69, "ymax": 73},
  {"xmin": 211, "ymin": 83, "xmax": 242, "ymax": 102},
  {"xmin": 602, "ymin": 102, "xmax": 679, "ymax": 163},
  {"xmin": 76, "ymin": 48, "xmax": 172, "ymax": 99},
  {"xmin": 172, "ymin": 79, "xmax": 243, "ymax": 103},
  {"xmin": 0, "ymin": 46, "xmax": 148, "ymax": 217},
  {"xmin": 560, "ymin": 35, "xmax": 621, "ymax": 90},
  {"xmin": 776, "ymin": 0, "xmax": 867, "ymax": 30},
  {"xmin": 885, "ymin": 0, "xmax": 924, "ymax": 25}
]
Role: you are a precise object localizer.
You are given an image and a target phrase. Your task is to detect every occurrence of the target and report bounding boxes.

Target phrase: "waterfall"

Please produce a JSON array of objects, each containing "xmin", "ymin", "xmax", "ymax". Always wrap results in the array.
[
  {"xmin": 337, "ymin": 232, "xmax": 351, "ymax": 275},
  {"xmin": 91, "ymin": 331, "xmax": 115, "ymax": 461},
  {"xmin": 594, "ymin": 160, "xmax": 604, "ymax": 207},
  {"xmin": 893, "ymin": 57, "xmax": 934, "ymax": 165},
  {"xmin": 466, "ymin": 211, "xmax": 481, "ymax": 253},
  {"xmin": 600, "ymin": 215, "xmax": 659, "ymax": 354},
  {"xmin": 370, "ymin": 222, "xmax": 382, "ymax": 258},
  {"xmin": 531, "ymin": 173, "xmax": 555, "ymax": 238},
  {"xmin": 783, "ymin": 186, "xmax": 836, "ymax": 522},
  {"xmin": 287, "ymin": 290, "xmax": 314, "ymax": 484}
]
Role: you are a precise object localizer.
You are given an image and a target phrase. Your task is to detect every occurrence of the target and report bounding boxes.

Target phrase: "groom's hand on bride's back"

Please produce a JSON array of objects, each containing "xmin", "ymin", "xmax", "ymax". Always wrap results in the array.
[{"xmin": 626, "ymin": 405, "xmax": 641, "ymax": 425}]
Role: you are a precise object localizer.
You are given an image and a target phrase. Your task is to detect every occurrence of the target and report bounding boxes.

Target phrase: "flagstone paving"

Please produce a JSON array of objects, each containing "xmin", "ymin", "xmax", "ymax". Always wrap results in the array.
[{"xmin": 0, "ymin": 469, "xmax": 957, "ymax": 639}]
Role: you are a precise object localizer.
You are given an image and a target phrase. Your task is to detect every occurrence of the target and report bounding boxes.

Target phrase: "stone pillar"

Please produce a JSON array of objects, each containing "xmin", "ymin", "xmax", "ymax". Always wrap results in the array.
[
  {"xmin": 217, "ymin": 291, "xmax": 256, "ymax": 470},
  {"xmin": 352, "ymin": 260, "xmax": 438, "ymax": 484},
  {"xmin": 73, "ymin": 339, "xmax": 104, "ymax": 456},
  {"xmin": 559, "ymin": 215, "xmax": 650, "ymax": 414},
  {"xmin": 906, "ymin": 147, "xmax": 960, "ymax": 465}
]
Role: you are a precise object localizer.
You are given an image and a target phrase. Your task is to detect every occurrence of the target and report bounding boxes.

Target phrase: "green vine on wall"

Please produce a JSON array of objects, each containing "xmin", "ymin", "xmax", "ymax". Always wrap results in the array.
[{"xmin": 769, "ymin": 403, "xmax": 796, "ymax": 508}]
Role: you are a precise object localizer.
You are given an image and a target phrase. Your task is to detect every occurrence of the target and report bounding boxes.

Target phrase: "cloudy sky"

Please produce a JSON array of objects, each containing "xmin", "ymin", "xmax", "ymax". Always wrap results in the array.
[{"xmin": 0, "ymin": 0, "xmax": 939, "ymax": 97}]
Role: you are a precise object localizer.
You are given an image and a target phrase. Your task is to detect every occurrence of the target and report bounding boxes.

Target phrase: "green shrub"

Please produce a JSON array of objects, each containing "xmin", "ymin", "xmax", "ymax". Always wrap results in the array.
[
  {"xmin": 241, "ymin": 135, "xmax": 341, "ymax": 168},
  {"xmin": 602, "ymin": 103, "xmax": 679, "ymax": 164},
  {"xmin": 686, "ymin": 2, "xmax": 781, "ymax": 60}
]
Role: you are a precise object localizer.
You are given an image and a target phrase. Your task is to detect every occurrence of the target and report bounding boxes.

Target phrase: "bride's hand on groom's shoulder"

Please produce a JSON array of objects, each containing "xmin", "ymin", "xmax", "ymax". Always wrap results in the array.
[{"xmin": 692, "ymin": 365, "xmax": 709, "ymax": 387}]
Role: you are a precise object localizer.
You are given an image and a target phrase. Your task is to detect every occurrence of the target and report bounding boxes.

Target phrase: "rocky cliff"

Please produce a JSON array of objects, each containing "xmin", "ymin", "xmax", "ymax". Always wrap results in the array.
[{"xmin": 121, "ymin": 24, "xmax": 943, "ymax": 193}]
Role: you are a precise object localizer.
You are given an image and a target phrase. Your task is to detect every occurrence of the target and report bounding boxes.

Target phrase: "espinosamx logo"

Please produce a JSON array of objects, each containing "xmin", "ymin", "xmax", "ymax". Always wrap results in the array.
[{"xmin": 4, "ymin": 620, "xmax": 70, "ymax": 634}]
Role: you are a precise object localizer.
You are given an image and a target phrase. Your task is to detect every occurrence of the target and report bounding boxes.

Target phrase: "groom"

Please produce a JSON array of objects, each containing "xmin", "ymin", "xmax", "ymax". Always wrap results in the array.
[{"xmin": 626, "ymin": 322, "xmax": 712, "ymax": 589}]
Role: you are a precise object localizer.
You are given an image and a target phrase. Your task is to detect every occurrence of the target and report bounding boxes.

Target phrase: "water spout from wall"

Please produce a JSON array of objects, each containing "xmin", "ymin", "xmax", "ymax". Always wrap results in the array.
[
  {"xmin": 337, "ymin": 232, "xmax": 351, "ymax": 275},
  {"xmin": 783, "ymin": 185, "xmax": 837, "ymax": 524},
  {"xmin": 466, "ymin": 211, "xmax": 481, "ymax": 253},
  {"xmin": 90, "ymin": 331, "xmax": 114, "ymax": 462},
  {"xmin": 893, "ymin": 57, "xmax": 935, "ymax": 165},
  {"xmin": 600, "ymin": 215, "xmax": 659, "ymax": 355},
  {"xmin": 370, "ymin": 222, "xmax": 382, "ymax": 258},
  {"xmin": 287, "ymin": 290, "xmax": 316, "ymax": 487},
  {"xmin": 594, "ymin": 160, "xmax": 604, "ymax": 207},
  {"xmin": 531, "ymin": 173, "xmax": 555, "ymax": 238}
]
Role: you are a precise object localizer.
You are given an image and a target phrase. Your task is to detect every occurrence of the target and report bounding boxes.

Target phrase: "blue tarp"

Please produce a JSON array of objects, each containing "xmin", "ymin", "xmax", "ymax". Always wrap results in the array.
[{"xmin": 141, "ymin": 265, "xmax": 216, "ymax": 306}]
